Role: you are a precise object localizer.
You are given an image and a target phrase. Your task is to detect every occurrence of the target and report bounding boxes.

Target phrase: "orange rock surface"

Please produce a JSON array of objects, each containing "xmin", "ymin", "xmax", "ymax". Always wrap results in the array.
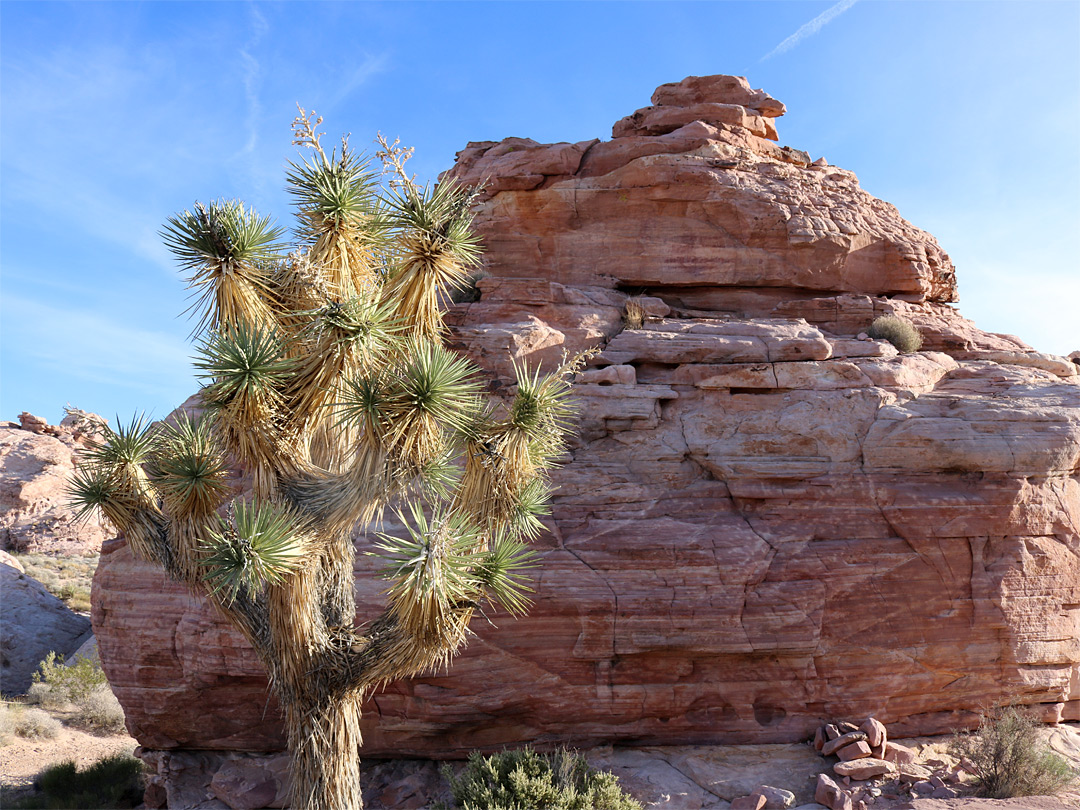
[{"xmin": 93, "ymin": 75, "xmax": 1080, "ymax": 756}]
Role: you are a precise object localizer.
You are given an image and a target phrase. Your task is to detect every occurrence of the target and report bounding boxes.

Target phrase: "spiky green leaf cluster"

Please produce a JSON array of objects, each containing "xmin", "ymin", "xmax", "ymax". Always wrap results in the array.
[
  {"xmin": 393, "ymin": 339, "xmax": 480, "ymax": 430},
  {"xmin": 507, "ymin": 478, "xmax": 553, "ymax": 540},
  {"xmin": 415, "ymin": 450, "xmax": 461, "ymax": 501},
  {"xmin": 301, "ymin": 295, "xmax": 402, "ymax": 357},
  {"xmin": 82, "ymin": 413, "xmax": 156, "ymax": 470},
  {"xmin": 162, "ymin": 199, "xmax": 286, "ymax": 271},
  {"xmin": 509, "ymin": 360, "xmax": 575, "ymax": 438},
  {"xmin": 67, "ymin": 415, "xmax": 158, "ymax": 532},
  {"xmin": 202, "ymin": 501, "xmax": 305, "ymax": 602},
  {"xmin": 67, "ymin": 463, "xmax": 121, "ymax": 523},
  {"xmin": 195, "ymin": 322, "xmax": 294, "ymax": 407},
  {"xmin": 148, "ymin": 413, "xmax": 231, "ymax": 515},
  {"xmin": 286, "ymin": 148, "xmax": 383, "ymax": 240},
  {"xmin": 385, "ymin": 180, "xmax": 483, "ymax": 282},
  {"xmin": 374, "ymin": 503, "xmax": 479, "ymax": 633},
  {"xmin": 338, "ymin": 338, "xmax": 481, "ymax": 464},
  {"xmin": 471, "ymin": 531, "xmax": 538, "ymax": 616}
]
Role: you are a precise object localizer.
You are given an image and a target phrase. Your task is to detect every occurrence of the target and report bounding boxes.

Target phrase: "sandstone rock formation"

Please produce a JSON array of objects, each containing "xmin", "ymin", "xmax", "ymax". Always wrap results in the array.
[
  {"xmin": 0, "ymin": 411, "xmax": 109, "ymax": 555},
  {"xmin": 1, "ymin": 559, "xmax": 92, "ymax": 693},
  {"xmin": 94, "ymin": 75, "xmax": 1080, "ymax": 763}
]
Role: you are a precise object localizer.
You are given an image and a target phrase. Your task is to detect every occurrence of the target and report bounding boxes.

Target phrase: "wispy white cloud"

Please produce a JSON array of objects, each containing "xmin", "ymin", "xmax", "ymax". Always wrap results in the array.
[
  {"xmin": 238, "ymin": 3, "xmax": 269, "ymax": 157},
  {"xmin": 2, "ymin": 293, "xmax": 194, "ymax": 397},
  {"xmin": 761, "ymin": 0, "xmax": 859, "ymax": 61},
  {"xmin": 325, "ymin": 53, "xmax": 390, "ymax": 111}
]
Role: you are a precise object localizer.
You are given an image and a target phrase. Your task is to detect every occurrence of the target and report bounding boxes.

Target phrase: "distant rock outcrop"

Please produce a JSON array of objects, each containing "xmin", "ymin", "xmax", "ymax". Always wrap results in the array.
[
  {"xmin": 94, "ymin": 75, "xmax": 1080, "ymax": 760},
  {"xmin": 0, "ymin": 412, "xmax": 109, "ymax": 556}
]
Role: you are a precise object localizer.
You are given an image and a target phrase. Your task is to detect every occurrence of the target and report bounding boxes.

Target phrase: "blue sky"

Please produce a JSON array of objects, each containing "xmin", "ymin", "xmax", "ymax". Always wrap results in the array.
[{"xmin": 2, "ymin": 1, "xmax": 1077, "ymax": 423}]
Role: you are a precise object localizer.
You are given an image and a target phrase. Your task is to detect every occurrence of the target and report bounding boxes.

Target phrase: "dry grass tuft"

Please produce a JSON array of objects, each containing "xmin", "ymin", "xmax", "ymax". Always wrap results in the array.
[
  {"xmin": 623, "ymin": 297, "xmax": 646, "ymax": 329},
  {"xmin": 867, "ymin": 314, "xmax": 922, "ymax": 353},
  {"xmin": 0, "ymin": 705, "xmax": 62, "ymax": 742}
]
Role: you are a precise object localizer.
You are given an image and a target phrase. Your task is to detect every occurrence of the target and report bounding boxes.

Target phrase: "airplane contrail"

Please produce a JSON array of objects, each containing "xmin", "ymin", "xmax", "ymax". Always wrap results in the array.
[{"xmin": 761, "ymin": 0, "xmax": 860, "ymax": 61}]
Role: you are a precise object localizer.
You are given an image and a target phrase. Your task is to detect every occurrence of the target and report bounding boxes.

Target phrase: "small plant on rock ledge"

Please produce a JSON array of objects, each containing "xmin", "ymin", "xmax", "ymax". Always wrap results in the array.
[
  {"xmin": 867, "ymin": 314, "xmax": 922, "ymax": 353},
  {"xmin": 68, "ymin": 108, "xmax": 584, "ymax": 810},
  {"xmin": 622, "ymin": 297, "xmax": 647, "ymax": 330}
]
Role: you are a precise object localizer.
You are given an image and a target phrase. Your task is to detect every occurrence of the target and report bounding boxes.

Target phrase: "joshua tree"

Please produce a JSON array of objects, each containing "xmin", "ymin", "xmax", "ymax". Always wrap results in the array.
[{"xmin": 70, "ymin": 110, "xmax": 581, "ymax": 809}]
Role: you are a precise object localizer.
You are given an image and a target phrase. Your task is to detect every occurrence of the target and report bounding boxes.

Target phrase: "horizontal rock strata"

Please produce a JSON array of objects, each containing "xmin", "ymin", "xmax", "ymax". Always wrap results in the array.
[{"xmin": 94, "ymin": 74, "xmax": 1080, "ymax": 758}]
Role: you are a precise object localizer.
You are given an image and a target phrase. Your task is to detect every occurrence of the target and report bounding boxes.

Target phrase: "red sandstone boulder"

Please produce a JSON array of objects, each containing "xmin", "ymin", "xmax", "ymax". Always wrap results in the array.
[{"xmin": 93, "ymin": 75, "xmax": 1080, "ymax": 759}]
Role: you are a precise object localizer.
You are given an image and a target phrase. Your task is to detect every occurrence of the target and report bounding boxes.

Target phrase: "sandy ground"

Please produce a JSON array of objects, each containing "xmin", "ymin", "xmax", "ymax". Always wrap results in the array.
[{"xmin": 0, "ymin": 709, "xmax": 138, "ymax": 804}]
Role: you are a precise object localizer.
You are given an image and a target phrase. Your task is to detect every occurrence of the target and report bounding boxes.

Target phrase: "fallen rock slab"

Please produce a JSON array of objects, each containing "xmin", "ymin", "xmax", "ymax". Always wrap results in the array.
[{"xmin": 833, "ymin": 758, "xmax": 891, "ymax": 780}]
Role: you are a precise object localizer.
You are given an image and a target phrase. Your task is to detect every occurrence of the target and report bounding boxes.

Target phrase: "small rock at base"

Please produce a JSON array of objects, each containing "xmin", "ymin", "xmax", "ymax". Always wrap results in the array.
[
  {"xmin": 815, "ymin": 774, "xmax": 853, "ymax": 810},
  {"xmin": 822, "ymin": 731, "xmax": 868, "ymax": 756},
  {"xmin": 731, "ymin": 794, "xmax": 767, "ymax": 810},
  {"xmin": 837, "ymin": 741, "xmax": 873, "ymax": 761},
  {"xmin": 814, "ymin": 726, "xmax": 826, "ymax": 751},
  {"xmin": 912, "ymin": 780, "xmax": 935, "ymax": 796},
  {"xmin": 859, "ymin": 717, "xmax": 886, "ymax": 748},
  {"xmin": 834, "ymin": 758, "xmax": 891, "ymax": 780},
  {"xmin": 755, "ymin": 784, "xmax": 796, "ymax": 809},
  {"xmin": 882, "ymin": 741, "xmax": 917, "ymax": 765}
]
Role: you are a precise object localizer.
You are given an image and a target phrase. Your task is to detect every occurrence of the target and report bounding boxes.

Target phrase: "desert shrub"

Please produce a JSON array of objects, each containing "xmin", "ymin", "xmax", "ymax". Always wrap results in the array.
[
  {"xmin": 867, "ymin": 315, "xmax": 922, "ymax": 353},
  {"xmin": 950, "ymin": 706, "xmax": 1078, "ymax": 799},
  {"xmin": 30, "ymin": 651, "xmax": 126, "ymax": 732},
  {"xmin": 13, "ymin": 753, "xmax": 143, "ymax": 809},
  {"xmin": 12, "ymin": 707, "xmax": 62, "ymax": 739},
  {"xmin": 440, "ymin": 746, "xmax": 642, "ymax": 810},
  {"xmin": 26, "ymin": 682, "xmax": 63, "ymax": 710},
  {"xmin": 622, "ymin": 298, "xmax": 646, "ymax": 330},
  {"xmin": 33, "ymin": 652, "xmax": 107, "ymax": 705},
  {"xmin": 72, "ymin": 685, "xmax": 126, "ymax": 733},
  {"xmin": 0, "ymin": 704, "xmax": 16, "ymax": 745}
]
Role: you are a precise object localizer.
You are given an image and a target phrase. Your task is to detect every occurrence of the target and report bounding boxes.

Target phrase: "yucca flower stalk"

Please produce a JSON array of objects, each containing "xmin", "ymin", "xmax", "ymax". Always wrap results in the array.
[{"xmin": 69, "ymin": 115, "xmax": 584, "ymax": 810}]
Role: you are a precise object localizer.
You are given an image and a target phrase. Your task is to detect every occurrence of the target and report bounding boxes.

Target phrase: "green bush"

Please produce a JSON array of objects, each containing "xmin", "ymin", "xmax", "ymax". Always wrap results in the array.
[
  {"xmin": 30, "ymin": 652, "xmax": 126, "ymax": 732},
  {"xmin": 440, "ymin": 746, "xmax": 642, "ymax": 810},
  {"xmin": 13, "ymin": 754, "xmax": 143, "ymax": 809},
  {"xmin": 32, "ymin": 653, "xmax": 107, "ymax": 704},
  {"xmin": 867, "ymin": 314, "xmax": 922, "ymax": 353},
  {"xmin": 950, "ymin": 706, "xmax": 1078, "ymax": 799}
]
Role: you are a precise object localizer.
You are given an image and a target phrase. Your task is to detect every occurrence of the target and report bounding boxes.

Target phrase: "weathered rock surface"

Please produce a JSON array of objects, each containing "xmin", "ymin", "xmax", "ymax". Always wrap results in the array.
[
  {"xmin": 134, "ymin": 725, "xmax": 1080, "ymax": 809},
  {"xmin": 0, "ymin": 412, "xmax": 109, "ymax": 555},
  {"xmin": 1, "ymin": 561, "xmax": 92, "ymax": 693},
  {"xmin": 94, "ymin": 75, "xmax": 1080, "ymax": 761}
]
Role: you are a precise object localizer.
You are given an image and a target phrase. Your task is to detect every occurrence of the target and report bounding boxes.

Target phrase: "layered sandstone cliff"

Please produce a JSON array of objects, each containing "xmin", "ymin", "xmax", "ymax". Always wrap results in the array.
[{"xmin": 93, "ymin": 75, "xmax": 1080, "ymax": 758}]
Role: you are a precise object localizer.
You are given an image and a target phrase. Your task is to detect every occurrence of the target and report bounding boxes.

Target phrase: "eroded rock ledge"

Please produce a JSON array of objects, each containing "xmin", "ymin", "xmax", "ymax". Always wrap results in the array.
[{"xmin": 94, "ymin": 75, "xmax": 1080, "ymax": 761}]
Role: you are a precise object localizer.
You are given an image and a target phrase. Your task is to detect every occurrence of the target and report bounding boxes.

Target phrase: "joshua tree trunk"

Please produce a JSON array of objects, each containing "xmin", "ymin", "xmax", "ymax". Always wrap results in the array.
[
  {"xmin": 285, "ymin": 693, "xmax": 364, "ymax": 809},
  {"xmin": 71, "ymin": 110, "xmax": 584, "ymax": 810}
]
